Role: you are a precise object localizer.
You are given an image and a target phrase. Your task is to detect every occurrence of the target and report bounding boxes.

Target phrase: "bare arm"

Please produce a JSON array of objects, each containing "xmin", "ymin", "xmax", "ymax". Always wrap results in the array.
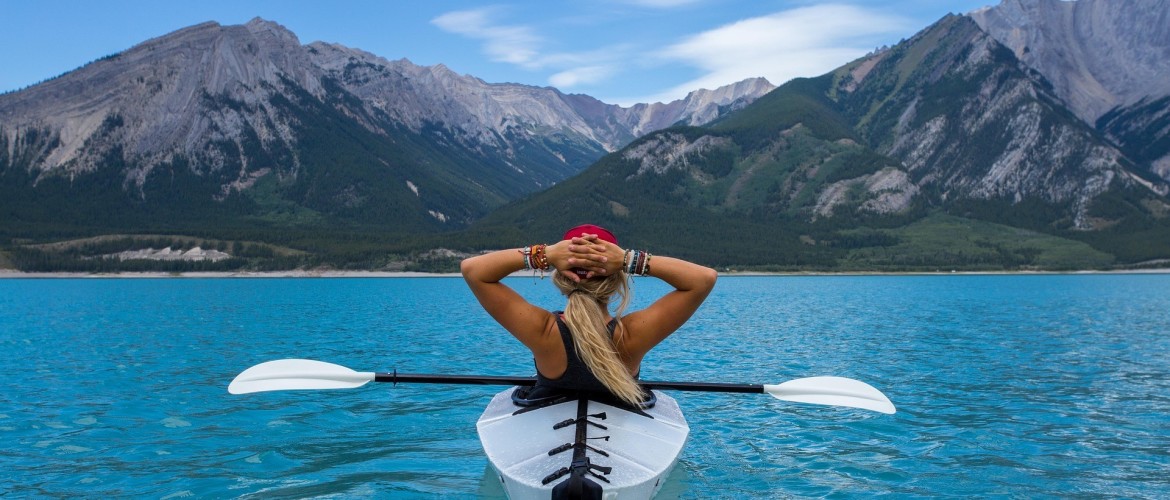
[
  {"xmin": 570, "ymin": 237, "xmax": 716, "ymax": 356},
  {"xmin": 460, "ymin": 247, "xmax": 551, "ymax": 351},
  {"xmin": 620, "ymin": 253, "xmax": 718, "ymax": 357},
  {"xmin": 460, "ymin": 240, "xmax": 609, "ymax": 349}
]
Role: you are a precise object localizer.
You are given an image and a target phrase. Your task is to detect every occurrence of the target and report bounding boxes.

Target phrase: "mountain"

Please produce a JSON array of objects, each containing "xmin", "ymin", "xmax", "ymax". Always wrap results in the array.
[
  {"xmin": 6, "ymin": 4, "xmax": 1170, "ymax": 272},
  {"xmin": 0, "ymin": 18, "xmax": 772, "ymax": 237},
  {"xmin": 0, "ymin": 19, "xmax": 501, "ymax": 234},
  {"xmin": 559, "ymin": 77, "xmax": 776, "ymax": 149},
  {"xmin": 969, "ymin": 0, "xmax": 1170, "ymax": 182},
  {"xmin": 827, "ymin": 14, "xmax": 1167, "ymax": 228},
  {"xmin": 471, "ymin": 13, "xmax": 1170, "ymax": 269},
  {"xmin": 308, "ymin": 40, "xmax": 773, "ymax": 154}
]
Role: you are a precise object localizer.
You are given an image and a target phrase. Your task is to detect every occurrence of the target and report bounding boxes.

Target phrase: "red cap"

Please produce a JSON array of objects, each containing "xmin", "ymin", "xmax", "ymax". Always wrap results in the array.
[{"xmin": 563, "ymin": 224, "xmax": 618, "ymax": 244}]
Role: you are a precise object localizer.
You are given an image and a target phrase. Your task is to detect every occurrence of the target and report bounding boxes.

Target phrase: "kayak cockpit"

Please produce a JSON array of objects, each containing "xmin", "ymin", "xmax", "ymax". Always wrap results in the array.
[
  {"xmin": 511, "ymin": 386, "xmax": 658, "ymax": 411},
  {"xmin": 477, "ymin": 388, "xmax": 688, "ymax": 499}
]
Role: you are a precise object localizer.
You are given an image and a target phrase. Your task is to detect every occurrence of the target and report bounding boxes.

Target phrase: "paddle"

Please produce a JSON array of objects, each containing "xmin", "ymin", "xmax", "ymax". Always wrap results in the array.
[{"xmin": 228, "ymin": 358, "xmax": 896, "ymax": 414}]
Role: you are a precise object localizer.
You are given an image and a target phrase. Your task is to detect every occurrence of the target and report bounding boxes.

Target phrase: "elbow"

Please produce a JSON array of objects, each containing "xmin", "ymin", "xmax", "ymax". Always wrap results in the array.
[
  {"xmin": 459, "ymin": 256, "xmax": 477, "ymax": 280},
  {"xmin": 698, "ymin": 266, "xmax": 718, "ymax": 292}
]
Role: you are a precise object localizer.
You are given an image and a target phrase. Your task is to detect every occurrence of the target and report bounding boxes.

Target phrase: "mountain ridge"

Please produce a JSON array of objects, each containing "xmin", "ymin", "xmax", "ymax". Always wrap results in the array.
[
  {"xmin": 3, "ymin": 4, "xmax": 1170, "ymax": 272},
  {"xmin": 469, "ymin": 12, "xmax": 1170, "ymax": 269},
  {"xmin": 0, "ymin": 17, "xmax": 774, "ymax": 241},
  {"xmin": 1, "ymin": 18, "xmax": 772, "ymax": 190}
]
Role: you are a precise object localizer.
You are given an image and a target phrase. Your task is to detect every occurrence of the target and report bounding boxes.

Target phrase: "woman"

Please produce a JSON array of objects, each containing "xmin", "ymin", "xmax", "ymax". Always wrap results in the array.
[{"xmin": 461, "ymin": 224, "xmax": 717, "ymax": 407}]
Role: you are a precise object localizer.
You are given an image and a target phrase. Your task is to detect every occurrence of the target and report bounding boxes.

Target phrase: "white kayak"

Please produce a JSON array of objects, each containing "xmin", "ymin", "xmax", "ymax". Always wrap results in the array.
[
  {"xmin": 477, "ymin": 388, "xmax": 689, "ymax": 499},
  {"xmin": 228, "ymin": 359, "xmax": 895, "ymax": 497}
]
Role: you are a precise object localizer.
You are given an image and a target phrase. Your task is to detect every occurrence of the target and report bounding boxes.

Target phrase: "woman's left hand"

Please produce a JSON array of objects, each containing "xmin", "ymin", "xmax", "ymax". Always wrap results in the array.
[{"xmin": 547, "ymin": 235, "xmax": 620, "ymax": 281}]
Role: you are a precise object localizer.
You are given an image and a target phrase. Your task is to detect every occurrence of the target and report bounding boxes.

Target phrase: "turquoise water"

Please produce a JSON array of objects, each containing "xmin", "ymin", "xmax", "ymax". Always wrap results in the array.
[{"xmin": 1, "ymin": 274, "xmax": 1168, "ymax": 498}]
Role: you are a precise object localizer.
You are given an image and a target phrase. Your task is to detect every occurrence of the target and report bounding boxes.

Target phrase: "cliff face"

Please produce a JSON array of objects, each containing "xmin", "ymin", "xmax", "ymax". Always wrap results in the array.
[
  {"xmin": 968, "ymin": 0, "xmax": 1170, "ymax": 182},
  {"xmin": 969, "ymin": 0, "xmax": 1170, "ymax": 123},
  {"xmin": 0, "ymin": 19, "xmax": 320, "ymax": 186}
]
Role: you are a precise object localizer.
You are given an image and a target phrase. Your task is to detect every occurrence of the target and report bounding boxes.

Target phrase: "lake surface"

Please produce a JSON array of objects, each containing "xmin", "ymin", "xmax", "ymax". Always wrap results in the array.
[{"xmin": 2, "ymin": 274, "xmax": 1168, "ymax": 498}]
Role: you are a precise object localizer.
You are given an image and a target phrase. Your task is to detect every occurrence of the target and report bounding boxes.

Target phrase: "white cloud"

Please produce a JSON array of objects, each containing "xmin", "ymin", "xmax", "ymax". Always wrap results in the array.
[
  {"xmin": 432, "ymin": 8, "xmax": 541, "ymax": 67},
  {"xmin": 433, "ymin": 7, "xmax": 632, "ymax": 91},
  {"xmin": 432, "ymin": 3, "xmax": 910, "ymax": 104},
  {"xmin": 642, "ymin": 4, "xmax": 911, "ymax": 103},
  {"xmin": 550, "ymin": 65, "xmax": 616, "ymax": 88}
]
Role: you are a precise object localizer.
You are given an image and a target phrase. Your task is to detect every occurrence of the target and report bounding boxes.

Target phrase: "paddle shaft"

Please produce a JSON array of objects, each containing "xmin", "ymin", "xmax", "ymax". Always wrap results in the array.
[{"xmin": 374, "ymin": 372, "xmax": 765, "ymax": 394}]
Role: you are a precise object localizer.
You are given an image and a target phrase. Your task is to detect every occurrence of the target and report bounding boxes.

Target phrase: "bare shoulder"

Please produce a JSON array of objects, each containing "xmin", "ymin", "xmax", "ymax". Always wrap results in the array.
[
  {"xmin": 526, "ymin": 310, "xmax": 563, "ymax": 355},
  {"xmin": 614, "ymin": 310, "xmax": 654, "ymax": 356},
  {"xmin": 616, "ymin": 263, "xmax": 716, "ymax": 355}
]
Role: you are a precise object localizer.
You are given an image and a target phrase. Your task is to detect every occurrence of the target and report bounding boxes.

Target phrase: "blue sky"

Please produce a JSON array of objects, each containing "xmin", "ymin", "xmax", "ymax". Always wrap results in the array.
[{"xmin": 1, "ymin": 0, "xmax": 995, "ymax": 105}]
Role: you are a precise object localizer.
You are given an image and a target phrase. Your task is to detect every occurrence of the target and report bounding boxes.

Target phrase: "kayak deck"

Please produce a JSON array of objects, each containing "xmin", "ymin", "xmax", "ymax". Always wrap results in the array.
[{"xmin": 477, "ymin": 388, "xmax": 689, "ymax": 499}]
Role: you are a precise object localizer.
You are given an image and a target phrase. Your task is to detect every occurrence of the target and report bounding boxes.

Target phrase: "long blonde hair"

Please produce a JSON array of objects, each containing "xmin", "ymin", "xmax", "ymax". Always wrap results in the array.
[{"xmin": 552, "ymin": 271, "xmax": 644, "ymax": 406}]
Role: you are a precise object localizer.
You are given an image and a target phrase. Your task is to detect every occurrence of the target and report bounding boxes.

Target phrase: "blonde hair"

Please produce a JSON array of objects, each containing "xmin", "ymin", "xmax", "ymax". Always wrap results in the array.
[{"xmin": 553, "ymin": 271, "xmax": 644, "ymax": 406}]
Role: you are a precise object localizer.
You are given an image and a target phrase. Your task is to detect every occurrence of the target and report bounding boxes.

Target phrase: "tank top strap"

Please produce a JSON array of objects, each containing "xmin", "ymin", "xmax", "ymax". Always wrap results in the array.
[{"xmin": 534, "ymin": 312, "xmax": 610, "ymax": 393}]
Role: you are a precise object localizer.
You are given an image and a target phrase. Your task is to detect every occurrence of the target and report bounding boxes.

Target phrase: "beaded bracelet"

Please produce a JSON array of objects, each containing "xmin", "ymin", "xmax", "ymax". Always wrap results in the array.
[
  {"xmin": 518, "ymin": 244, "xmax": 550, "ymax": 277},
  {"xmin": 531, "ymin": 244, "xmax": 549, "ymax": 271},
  {"xmin": 624, "ymin": 249, "xmax": 652, "ymax": 276},
  {"xmin": 519, "ymin": 246, "xmax": 531, "ymax": 270}
]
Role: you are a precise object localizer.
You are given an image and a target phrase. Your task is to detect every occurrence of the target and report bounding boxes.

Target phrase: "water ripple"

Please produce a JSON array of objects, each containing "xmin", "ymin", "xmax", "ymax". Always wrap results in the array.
[{"xmin": 1, "ymin": 275, "xmax": 1168, "ymax": 497}]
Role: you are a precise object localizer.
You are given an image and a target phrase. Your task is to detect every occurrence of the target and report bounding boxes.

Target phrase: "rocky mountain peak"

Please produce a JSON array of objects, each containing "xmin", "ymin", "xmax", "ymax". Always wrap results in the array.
[
  {"xmin": 969, "ymin": 0, "xmax": 1170, "ymax": 123},
  {"xmin": 0, "ymin": 17, "xmax": 326, "ymax": 187},
  {"xmin": 304, "ymin": 39, "xmax": 773, "ymax": 153},
  {"xmin": 684, "ymin": 77, "xmax": 773, "ymax": 103},
  {"xmin": 677, "ymin": 77, "xmax": 776, "ymax": 125},
  {"xmin": 821, "ymin": 13, "xmax": 1166, "ymax": 228},
  {"xmin": 243, "ymin": 17, "xmax": 297, "ymax": 39}
]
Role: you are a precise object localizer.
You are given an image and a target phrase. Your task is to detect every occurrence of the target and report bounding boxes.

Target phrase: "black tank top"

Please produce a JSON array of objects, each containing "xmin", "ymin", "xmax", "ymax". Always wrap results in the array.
[{"xmin": 534, "ymin": 313, "xmax": 618, "ymax": 393}]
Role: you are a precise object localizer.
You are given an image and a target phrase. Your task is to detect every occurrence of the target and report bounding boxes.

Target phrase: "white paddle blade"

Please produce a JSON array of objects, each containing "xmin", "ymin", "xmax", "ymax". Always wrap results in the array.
[
  {"xmin": 764, "ymin": 376, "xmax": 896, "ymax": 414},
  {"xmin": 228, "ymin": 359, "xmax": 376, "ymax": 394}
]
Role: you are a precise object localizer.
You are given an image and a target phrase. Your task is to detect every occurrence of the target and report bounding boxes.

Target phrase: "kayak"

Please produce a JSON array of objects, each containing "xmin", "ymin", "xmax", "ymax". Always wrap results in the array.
[
  {"xmin": 228, "ymin": 359, "xmax": 894, "ymax": 497},
  {"xmin": 477, "ymin": 387, "xmax": 689, "ymax": 499}
]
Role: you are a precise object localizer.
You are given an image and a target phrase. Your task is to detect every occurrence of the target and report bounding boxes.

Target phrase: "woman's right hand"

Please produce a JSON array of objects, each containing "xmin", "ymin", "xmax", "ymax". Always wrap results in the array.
[
  {"xmin": 548, "ymin": 234, "xmax": 622, "ymax": 281},
  {"xmin": 586, "ymin": 236, "xmax": 625, "ymax": 276}
]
